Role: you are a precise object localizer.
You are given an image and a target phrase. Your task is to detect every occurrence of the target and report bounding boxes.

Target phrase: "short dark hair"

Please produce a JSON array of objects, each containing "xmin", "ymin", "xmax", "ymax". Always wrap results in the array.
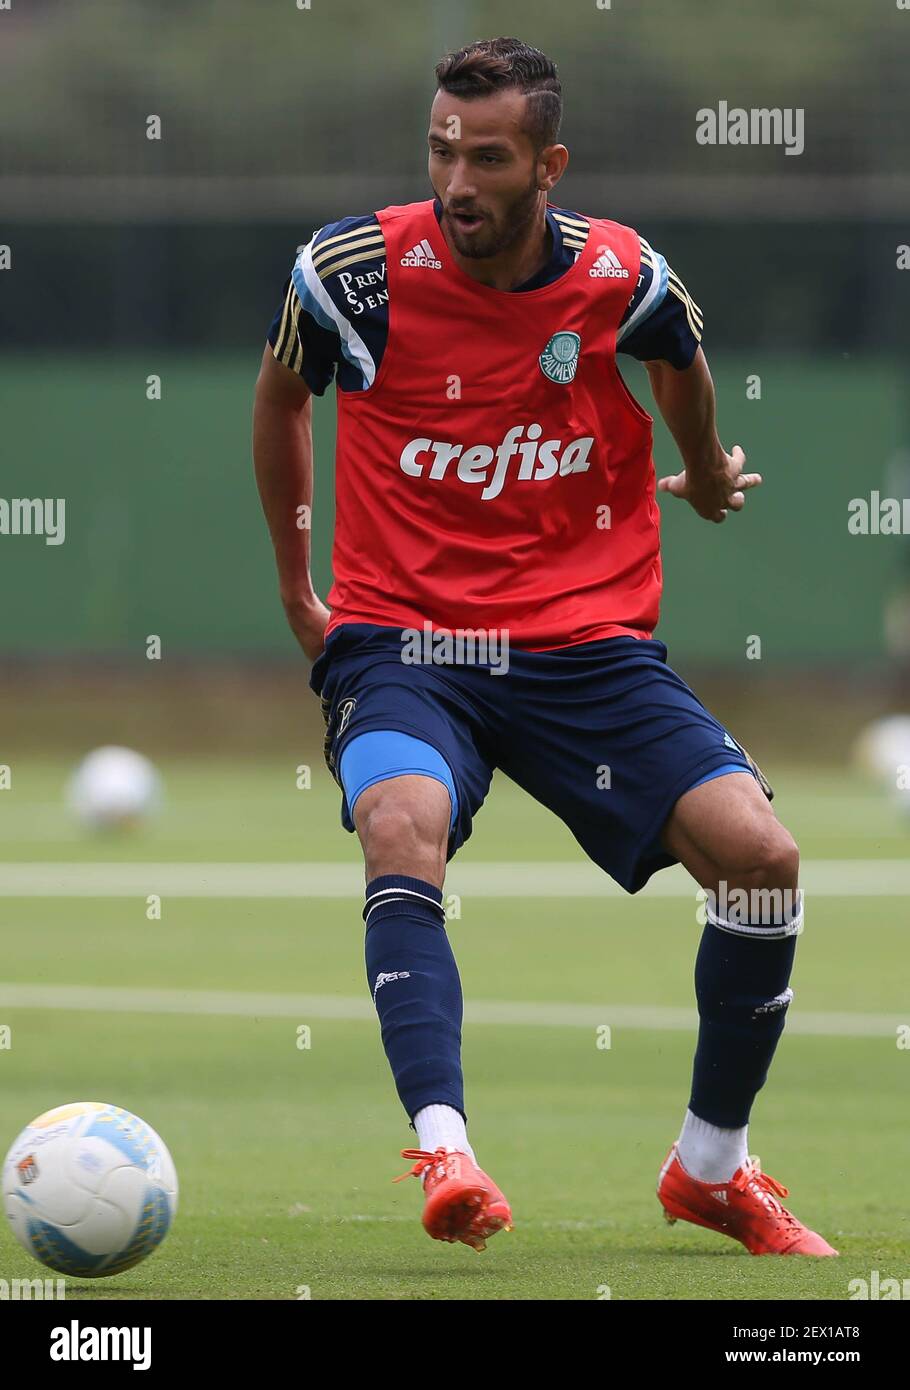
[{"xmin": 435, "ymin": 37, "xmax": 562, "ymax": 150}]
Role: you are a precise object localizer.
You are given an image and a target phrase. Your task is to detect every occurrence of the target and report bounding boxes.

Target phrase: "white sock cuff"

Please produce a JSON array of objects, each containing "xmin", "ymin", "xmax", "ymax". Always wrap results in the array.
[
  {"xmin": 363, "ymin": 885, "xmax": 446, "ymax": 928},
  {"xmin": 706, "ymin": 887, "xmax": 803, "ymax": 939}
]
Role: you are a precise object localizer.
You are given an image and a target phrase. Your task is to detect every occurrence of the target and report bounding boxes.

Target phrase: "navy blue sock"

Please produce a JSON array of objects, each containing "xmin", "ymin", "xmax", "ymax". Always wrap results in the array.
[
  {"xmin": 364, "ymin": 875, "xmax": 465, "ymax": 1123},
  {"xmin": 689, "ymin": 893, "xmax": 802, "ymax": 1128}
]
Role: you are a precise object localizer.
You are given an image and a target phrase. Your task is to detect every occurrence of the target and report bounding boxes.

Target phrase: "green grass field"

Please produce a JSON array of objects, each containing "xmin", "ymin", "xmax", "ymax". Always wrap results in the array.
[{"xmin": 1, "ymin": 759, "xmax": 908, "ymax": 1300}]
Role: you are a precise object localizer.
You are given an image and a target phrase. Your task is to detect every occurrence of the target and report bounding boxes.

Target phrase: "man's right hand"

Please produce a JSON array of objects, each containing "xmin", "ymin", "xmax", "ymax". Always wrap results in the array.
[{"xmin": 281, "ymin": 593, "xmax": 331, "ymax": 662}]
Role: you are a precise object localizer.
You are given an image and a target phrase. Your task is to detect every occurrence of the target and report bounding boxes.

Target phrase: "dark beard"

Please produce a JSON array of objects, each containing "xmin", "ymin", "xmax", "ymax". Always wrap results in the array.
[{"xmin": 446, "ymin": 178, "xmax": 542, "ymax": 260}]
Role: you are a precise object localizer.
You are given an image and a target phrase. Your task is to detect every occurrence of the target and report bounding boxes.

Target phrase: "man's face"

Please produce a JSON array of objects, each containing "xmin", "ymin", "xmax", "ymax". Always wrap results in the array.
[{"xmin": 428, "ymin": 89, "xmax": 547, "ymax": 260}]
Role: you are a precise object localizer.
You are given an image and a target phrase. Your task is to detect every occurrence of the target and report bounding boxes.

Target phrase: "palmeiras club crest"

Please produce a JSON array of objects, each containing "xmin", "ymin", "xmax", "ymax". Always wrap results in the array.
[{"xmin": 539, "ymin": 331, "xmax": 581, "ymax": 384}]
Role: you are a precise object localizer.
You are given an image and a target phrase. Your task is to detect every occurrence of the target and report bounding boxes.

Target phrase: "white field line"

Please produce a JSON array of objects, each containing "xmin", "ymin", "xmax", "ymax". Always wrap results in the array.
[
  {"xmin": 0, "ymin": 982, "xmax": 901, "ymax": 1037},
  {"xmin": 0, "ymin": 859, "xmax": 909, "ymax": 898}
]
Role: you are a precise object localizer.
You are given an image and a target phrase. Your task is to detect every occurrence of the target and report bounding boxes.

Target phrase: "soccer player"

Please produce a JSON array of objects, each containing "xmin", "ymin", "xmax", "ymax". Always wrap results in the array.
[{"xmin": 253, "ymin": 37, "xmax": 836, "ymax": 1257}]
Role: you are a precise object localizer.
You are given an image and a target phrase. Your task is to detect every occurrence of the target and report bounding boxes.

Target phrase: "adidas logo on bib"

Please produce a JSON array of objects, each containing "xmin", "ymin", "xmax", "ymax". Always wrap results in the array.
[
  {"xmin": 589, "ymin": 246, "xmax": 630, "ymax": 279},
  {"xmin": 401, "ymin": 239, "xmax": 442, "ymax": 270}
]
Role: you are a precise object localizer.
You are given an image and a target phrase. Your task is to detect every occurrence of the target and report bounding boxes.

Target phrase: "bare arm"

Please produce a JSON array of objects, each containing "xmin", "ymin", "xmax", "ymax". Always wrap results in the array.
[
  {"xmin": 645, "ymin": 347, "xmax": 761, "ymax": 523},
  {"xmin": 253, "ymin": 344, "xmax": 330, "ymax": 659}
]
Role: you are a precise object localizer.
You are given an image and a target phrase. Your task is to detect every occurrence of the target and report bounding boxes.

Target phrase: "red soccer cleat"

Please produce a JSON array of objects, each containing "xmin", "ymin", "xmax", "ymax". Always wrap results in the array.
[
  {"xmin": 394, "ymin": 1147, "xmax": 513, "ymax": 1252},
  {"xmin": 657, "ymin": 1143, "xmax": 838, "ymax": 1256}
]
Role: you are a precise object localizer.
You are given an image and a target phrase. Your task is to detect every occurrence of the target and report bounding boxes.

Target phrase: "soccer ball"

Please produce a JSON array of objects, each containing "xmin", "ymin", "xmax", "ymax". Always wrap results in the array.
[
  {"xmin": 67, "ymin": 746, "xmax": 161, "ymax": 831},
  {"xmin": 2, "ymin": 1102, "xmax": 178, "ymax": 1278},
  {"xmin": 852, "ymin": 715, "xmax": 910, "ymax": 815}
]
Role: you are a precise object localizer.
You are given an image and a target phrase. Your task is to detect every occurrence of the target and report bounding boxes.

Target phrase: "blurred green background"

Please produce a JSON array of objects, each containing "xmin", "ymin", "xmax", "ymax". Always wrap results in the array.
[{"xmin": 2, "ymin": 0, "xmax": 909, "ymax": 750}]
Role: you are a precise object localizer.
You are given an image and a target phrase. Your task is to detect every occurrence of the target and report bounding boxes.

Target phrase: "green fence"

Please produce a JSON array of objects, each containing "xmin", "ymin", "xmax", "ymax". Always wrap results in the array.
[{"xmin": 0, "ymin": 353, "xmax": 901, "ymax": 664}]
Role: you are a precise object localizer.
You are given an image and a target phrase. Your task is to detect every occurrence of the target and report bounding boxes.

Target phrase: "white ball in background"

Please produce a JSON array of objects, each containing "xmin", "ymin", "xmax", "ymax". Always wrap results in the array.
[
  {"xmin": 853, "ymin": 716, "xmax": 910, "ymax": 816},
  {"xmin": 853, "ymin": 716, "xmax": 910, "ymax": 780},
  {"xmin": 67, "ymin": 746, "xmax": 162, "ymax": 831}
]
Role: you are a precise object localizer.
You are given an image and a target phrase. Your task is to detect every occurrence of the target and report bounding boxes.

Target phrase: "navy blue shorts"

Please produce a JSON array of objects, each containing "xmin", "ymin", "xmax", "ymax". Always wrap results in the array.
[{"xmin": 310, "ymin": 624, "xmax": 766, "ymax": 894}]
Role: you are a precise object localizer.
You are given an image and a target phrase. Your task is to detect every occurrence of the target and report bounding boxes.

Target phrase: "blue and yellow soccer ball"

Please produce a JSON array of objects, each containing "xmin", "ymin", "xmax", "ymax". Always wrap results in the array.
[{"xmin": 2, "ymin": 1102, "xmax": 178, "ymax": 1278}]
